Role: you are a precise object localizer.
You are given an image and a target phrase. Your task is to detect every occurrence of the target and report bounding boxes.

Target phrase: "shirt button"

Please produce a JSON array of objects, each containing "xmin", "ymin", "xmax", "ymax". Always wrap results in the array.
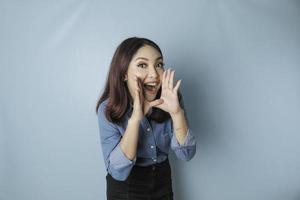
[
  {"xmin": 146, "ymin": 127, "xmax": 151, "ymax": 132},
  {"xmin": 150, "ymin": 145, "xmax": 154, "ymax": 149},
  {"xmin": 153, "ymin": 158, "xmax": 157, "ymax": 162}
]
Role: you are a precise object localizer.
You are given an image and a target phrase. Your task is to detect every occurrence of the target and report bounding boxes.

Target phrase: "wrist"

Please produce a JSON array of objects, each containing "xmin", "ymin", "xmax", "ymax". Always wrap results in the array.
[
  {"xmin": 129, "ymin": 117, "xmax": 141, "ymax": 124},
  {"xmin": 170, "ymin": 108, "xmax": 184, "ymax": 119}
]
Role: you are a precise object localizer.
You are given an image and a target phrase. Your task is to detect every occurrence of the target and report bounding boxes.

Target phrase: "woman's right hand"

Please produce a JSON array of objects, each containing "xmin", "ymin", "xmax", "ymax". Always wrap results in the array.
[{"xmin": 131, "ymin": 75, "xmax": 163, "ymax": 122}]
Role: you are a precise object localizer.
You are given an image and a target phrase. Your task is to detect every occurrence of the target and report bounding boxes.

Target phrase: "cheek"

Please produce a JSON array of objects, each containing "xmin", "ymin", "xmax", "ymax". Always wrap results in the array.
[
  {"xmin": 158, "ymin": 71, "xmax": 164, "ymax": 80},
  {"xmin": 127, "ymin": 80, "xmax": 135, "ymax": 92},
  {"xmin": 130, "ymin": 67, "xmax": 145, "ymax": 77},
  {"xmin": 126, "ymin": 73, "xmax": 146, "ymax": 91},
  {"xmin": 128, "ymin": 69, "xmax": 146, "ymax": 80},
  {"xmin": 126, "ymin": 78, "xmax": 142, "ymax": 92}
]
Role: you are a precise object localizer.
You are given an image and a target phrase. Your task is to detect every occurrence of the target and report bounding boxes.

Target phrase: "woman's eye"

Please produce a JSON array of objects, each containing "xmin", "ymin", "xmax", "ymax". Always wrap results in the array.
[
  {"xmin": 137, "ymin": 63, "xmax": 147, "ymax": 68},
  {"xmin": 157, "ymin": 62, "xmax": 164, "ymax": 68}
]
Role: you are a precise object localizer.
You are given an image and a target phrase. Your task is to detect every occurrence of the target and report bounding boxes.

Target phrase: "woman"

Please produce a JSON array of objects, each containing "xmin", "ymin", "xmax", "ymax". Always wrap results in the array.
[{"xmin": 96, "ymin": 37, "xmax": 196, "ymax": 200}]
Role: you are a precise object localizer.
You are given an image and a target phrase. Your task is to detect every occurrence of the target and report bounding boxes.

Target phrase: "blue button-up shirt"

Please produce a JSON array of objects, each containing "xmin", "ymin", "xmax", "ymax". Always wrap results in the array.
[{"xmin": 97, "ymin": 98, "xmax": 196, "ymax": 181}]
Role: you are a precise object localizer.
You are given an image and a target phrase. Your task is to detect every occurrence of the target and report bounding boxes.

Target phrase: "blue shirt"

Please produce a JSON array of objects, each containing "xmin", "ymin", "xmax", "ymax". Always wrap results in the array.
[{"xmin": 97, "ymin": 98, "xmax": 196, "ymax": 181}]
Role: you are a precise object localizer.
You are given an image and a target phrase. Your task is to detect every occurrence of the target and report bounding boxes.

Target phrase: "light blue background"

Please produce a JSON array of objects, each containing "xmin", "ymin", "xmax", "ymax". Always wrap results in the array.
[{"xmin": 1, "ymin": 1, "xmax": 300, "ymax": 200}]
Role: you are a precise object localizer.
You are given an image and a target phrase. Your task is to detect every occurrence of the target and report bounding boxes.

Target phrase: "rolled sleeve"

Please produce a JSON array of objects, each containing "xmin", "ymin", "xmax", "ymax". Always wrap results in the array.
[
  {"xmin": 108, "ymin": 143, "xmax": 136, "ymax": 181},
  {"xmin": 97, "ymin": 101, "xmax": 135, "ymax": 181},
  {"xmin": 171, "ymin": 128, "xmax": 196, "ymax": 161}
]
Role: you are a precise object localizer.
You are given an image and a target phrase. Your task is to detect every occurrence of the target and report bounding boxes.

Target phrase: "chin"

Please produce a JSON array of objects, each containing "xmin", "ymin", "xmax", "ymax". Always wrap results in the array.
[
  {"xmin": 145, "ymin": 96, "xmax": 155, "ymax": 101},
  {"xmin": 145, "ymin": 93, "xmax": 157, "ymax": 101}
]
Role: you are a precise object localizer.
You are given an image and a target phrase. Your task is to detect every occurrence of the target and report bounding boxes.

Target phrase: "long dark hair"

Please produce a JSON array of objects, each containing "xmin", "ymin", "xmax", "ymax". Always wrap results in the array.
[{"xmin": 95, "ymin": 37, "xmax": 182, "ymax": 123}]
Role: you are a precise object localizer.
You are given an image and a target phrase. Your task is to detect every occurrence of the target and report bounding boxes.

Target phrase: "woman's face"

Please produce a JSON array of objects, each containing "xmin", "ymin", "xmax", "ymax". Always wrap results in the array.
[{"xmin": 125, "ymin": 45, "xmax": 164, "ymax": 102}]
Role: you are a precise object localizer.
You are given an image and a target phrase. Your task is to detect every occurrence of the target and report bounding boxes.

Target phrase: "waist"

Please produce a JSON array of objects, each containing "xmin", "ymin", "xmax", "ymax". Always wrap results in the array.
[
  {"xmin": 135, "ymin": 155, "xmax": 168, "ymax": 166},
  {"xmin": 132, "ymin": 158, "xmax": 170, "ymax": 173}
]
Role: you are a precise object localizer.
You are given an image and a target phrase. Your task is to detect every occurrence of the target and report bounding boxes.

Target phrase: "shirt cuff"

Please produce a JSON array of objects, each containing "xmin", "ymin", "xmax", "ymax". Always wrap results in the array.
[
  {"xmin": 171, "ymin": 128, "xmax": 196, "ymax": 148},
  {"xmin": 110, "ymin": 143, "xmax": 137, "ymax": 167},
  {"xmin": 108, "ymin": 143, "xmax": 137, "ymax": 181}
]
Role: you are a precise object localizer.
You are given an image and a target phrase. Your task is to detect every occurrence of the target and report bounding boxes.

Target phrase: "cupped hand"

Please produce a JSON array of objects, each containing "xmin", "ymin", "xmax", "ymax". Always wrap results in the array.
[
  {"xmin": 131, "ymin": 75, "xmax": 163, "ymax": 121},
  {"xmin": 153, "ymin": 68, "xmax": 182, "ymax": 115}
]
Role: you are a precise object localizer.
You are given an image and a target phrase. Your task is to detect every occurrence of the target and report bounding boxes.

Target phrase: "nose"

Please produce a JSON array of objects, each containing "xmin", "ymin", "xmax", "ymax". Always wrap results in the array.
[{"xmin": 148, "ymin": 66, "xmax": 158, "ymax": 78}]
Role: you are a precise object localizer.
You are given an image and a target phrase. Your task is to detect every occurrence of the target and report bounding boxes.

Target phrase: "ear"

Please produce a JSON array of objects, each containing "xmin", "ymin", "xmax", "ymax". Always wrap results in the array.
[{"xmin": 123, "ymin": 74, "xmax": 128, "ymax": 81}]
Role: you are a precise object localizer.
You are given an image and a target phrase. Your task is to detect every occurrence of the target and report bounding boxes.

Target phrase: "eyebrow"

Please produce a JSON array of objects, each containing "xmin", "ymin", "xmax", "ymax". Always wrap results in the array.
[{"xmin": 135, "ymin": 56, "xmax": 163, "ymax": 61}]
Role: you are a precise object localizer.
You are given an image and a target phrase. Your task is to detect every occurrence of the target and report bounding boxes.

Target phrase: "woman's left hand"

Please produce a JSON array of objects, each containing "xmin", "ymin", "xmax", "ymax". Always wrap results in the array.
[{"xmin": 154, "ymin": 68, "xmax": 182, "ymax": 115}]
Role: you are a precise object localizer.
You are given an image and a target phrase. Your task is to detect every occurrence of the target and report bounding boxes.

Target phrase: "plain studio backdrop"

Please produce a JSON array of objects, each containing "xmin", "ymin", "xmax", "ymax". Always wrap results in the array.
[{"xmin": 1, "ymin": 0, "xmax": 300, "ymax": 200}]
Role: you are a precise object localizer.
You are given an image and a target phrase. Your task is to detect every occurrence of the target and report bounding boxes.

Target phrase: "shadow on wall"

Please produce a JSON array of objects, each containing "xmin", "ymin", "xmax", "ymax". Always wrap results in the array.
[
  {"xmin": 169, "ymin": 53, "xmax": 202, "ymax": 199},
  {"xmin": 169, "ymin": 51, "xmax": 226, "ymax": 199}
]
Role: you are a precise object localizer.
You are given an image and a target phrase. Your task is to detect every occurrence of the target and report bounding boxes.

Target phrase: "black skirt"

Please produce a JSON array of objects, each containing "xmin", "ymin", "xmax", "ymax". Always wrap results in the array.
[{"xmin": 106, "ymin": 158, "xmax": 173, "ymax": 200}]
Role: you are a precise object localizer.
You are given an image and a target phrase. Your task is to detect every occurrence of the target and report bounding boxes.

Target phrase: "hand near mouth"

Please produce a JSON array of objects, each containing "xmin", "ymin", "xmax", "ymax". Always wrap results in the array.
[
  {"xmin": 153, "ymin": 68, "xmax": 182, "ymax": 115},
  {"xmin": 131, "ymin": 75, "xmax": 163, "ymax": 121}
]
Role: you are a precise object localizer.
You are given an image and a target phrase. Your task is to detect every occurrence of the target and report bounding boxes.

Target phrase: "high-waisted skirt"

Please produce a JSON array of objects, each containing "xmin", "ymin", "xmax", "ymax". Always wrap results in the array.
[{"xmin": 106, "ymin": 158, "xmax": 173, "ymax": 200}]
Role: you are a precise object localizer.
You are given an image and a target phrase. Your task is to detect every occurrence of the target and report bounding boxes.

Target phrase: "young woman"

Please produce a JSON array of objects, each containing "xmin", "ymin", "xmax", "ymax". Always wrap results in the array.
[{"xmin": 96, "ymin": 37, "xmax": 196, "ymax": 200}]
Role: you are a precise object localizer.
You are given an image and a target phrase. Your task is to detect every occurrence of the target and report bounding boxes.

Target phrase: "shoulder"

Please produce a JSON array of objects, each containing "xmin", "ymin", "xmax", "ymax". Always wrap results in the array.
[
  {"xmin": 97, "ymin": 99, "xmax": 110, "ymax": 122},
  {"xmin": 97, "ymin": 98, "xmax": 109, "ymax": 114},
  {"xmin": 97, "ymin": 98, "xmax": 120, "ymax": 129}
]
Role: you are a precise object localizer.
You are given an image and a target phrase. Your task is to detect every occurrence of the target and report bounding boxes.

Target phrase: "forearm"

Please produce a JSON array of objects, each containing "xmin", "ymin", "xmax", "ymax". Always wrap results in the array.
[
  {"xmin": 170, "ymin": 108, "xmax": 188, "ymax": 145},
  {"xmin": 119, "ymin": 117, "xmax": 141, "ymax": 160}
]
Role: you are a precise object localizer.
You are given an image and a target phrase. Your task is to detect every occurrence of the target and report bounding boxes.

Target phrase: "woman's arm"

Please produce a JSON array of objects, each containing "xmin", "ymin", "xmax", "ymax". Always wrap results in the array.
[
  {"xmin": 119, "ymin": 117, "xmax": 141, "ymax": 160},
  {"xmin": 170, "ymin": 97, "xmax": 196, "ymax": 161},
  {"xmin": 153, "ymin": 68, "xmax": 196, "ymax": 161},
  {"xmin": 98, "ymin": 101, "xmax": 138, "ymax": 181},
  {"xmin": 170, "ymin": 108, "xmax": 188, "ymax": 145},
  {"xmin": 120, "ymin": 75, "xmax": 162, "ymax": 160}
]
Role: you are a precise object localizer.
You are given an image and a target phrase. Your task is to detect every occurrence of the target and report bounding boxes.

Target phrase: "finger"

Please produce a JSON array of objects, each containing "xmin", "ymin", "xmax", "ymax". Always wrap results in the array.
[
  {"xmin": 134, "ymin": 89, "xmax": 140, "ymax": 106},
  {"xmin": 149, "ymin": 99, "xmax": 164, "ymax": 108},
  {"xmin": 169, "ymin": 70, "xmax": 175, "ymax": 89},
  {"xmin": 174, "ymin": 79, "xmax": 182, "ymax": 92},
  {"xmin": 133, "ymin": 76, "xmax": 138, "ymax": 96},
  {"xmin": 152, "ymin": 101, "xmax": 166, "ymax": 111},
  {"xmin": 134, "ymin": 76, "xmax": 142, "ymax": 106},
  {"xmin": 164, "ymin": 68, "xmax": 169, "ymax": 89},
  {"xmin": 166, "ymin": 68, "xmax": 171, "ymax": 89},
  {"xmin": 134, "ymin": 75, "xmax": 139, "ymax": 91},
  {"xmin": 162, "ymin": 70, "xmax": 165, "ymax": 86},
  {"xmin": 162, "ymin": 69, "xmax": 167, "ymax": 89},
  {"xmin": 137, "ymin": 77, "xmax": 144, "ymax": 104}
]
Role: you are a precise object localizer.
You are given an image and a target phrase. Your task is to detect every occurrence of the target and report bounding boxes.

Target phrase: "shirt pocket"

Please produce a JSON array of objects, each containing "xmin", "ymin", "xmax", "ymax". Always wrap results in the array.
[{"xmin": 157, "ymin": 132, "xmax": 171, "ymax": 153}]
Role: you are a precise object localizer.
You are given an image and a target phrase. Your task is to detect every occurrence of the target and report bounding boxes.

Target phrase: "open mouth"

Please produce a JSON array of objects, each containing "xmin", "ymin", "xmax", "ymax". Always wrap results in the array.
[{"xmin": 143, "ymin": 82, "xmax": 159, "ymax": 94}]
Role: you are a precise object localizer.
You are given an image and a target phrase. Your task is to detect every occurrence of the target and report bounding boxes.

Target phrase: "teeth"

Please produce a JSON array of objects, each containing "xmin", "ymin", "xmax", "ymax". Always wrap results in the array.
[{"xmin": 145, "ymin": 82, "xmax": 157, "ymax": 86}]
